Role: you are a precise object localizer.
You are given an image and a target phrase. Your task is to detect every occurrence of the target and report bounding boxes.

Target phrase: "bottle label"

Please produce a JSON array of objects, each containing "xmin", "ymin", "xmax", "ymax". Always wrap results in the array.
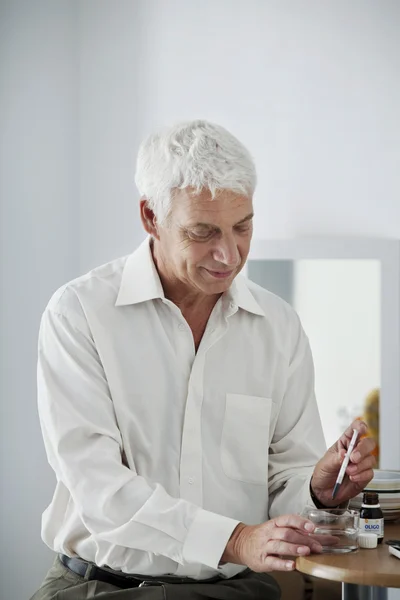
[{"xmin": 359, "ymin": 518, "xmax": 384, "ymax": 538}]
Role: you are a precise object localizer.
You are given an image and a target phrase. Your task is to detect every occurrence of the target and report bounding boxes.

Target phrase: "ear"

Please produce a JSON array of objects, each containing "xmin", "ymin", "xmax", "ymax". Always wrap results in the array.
[{"xmin": 140, "ymin": 199, "xmax": 160, "ymax": 240}]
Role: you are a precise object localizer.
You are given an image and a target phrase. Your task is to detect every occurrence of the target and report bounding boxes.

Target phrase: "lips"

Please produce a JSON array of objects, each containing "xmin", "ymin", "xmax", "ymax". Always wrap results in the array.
[{"xmin": 204, "ymin": 269, "xmax": 234, "ymax": 279}]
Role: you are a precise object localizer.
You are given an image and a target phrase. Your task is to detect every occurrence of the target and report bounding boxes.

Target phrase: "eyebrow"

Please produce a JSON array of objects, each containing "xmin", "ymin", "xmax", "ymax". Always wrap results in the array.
[
  {"xmin": 191, "ymin": 212, "xmax": 254, "ymax": 229},
  {"xmin": 235, "ymin": 212, "xmax": 254, "ymax": 225}
]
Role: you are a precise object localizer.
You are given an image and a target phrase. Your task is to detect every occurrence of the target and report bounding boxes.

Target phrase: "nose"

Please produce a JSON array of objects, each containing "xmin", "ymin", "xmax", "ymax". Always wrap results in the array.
[{"xmin": 212, "ymin": 235, "xmax": 240, "ymax": 267}]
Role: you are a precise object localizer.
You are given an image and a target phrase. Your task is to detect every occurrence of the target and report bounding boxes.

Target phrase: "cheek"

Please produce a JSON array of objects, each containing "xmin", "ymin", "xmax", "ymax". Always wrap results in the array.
[
  {"xmin": 237, "ymin": 237, "xmax": 251, "ymax": 261},
  {"xmin": 185, "ymin": 244, "xmax": 210, "ymax": 269}
]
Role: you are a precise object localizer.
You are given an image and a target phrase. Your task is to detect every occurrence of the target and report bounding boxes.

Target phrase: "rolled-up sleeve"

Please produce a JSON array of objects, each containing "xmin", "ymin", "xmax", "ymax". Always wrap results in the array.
[
  {"xmin": 268, "ymin": 313, "xmax": 327, "ymax": 518},
  {"xmin": 38, "ymin": 304, "xmax": 238, "ymax": 569}
]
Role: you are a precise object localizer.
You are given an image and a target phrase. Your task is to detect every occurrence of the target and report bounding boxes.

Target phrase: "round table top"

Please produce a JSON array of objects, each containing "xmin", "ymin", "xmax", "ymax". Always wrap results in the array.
[{"xmin": 296, "ymin": 522, "xmax": 400, "ymax": 588}]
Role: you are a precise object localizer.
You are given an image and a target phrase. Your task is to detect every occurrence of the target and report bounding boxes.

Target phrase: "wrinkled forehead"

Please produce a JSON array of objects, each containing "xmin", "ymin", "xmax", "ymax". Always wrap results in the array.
[{"xmin": 170, "ymin": 187, "xmax": 253, "ymax": 227}]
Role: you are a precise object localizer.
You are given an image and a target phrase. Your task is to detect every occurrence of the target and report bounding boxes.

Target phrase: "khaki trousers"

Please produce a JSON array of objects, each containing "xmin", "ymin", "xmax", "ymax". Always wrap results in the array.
[{"xmin": 30, "ymin": 555, "xmax": 281, "ymax": 600}]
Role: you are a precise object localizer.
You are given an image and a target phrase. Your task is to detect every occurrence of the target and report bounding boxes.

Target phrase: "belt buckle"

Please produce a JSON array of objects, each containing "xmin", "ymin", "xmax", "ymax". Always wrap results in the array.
[{"xmin": 139, "ymin": 580, "xmax": 164, "ymax": 587}]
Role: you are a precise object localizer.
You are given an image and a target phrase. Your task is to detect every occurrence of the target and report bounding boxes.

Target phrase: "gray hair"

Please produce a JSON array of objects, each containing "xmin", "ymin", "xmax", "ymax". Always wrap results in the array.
[{"xmin": 135, "ymin": 119, "xmax": 257, "ymax": 223}]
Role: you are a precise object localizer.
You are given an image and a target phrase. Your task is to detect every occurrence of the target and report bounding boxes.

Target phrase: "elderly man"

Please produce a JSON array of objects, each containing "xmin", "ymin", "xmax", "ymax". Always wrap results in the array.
[{"xmin": 31, "ymin": 120, "xmax": 375, "ymax": 600}]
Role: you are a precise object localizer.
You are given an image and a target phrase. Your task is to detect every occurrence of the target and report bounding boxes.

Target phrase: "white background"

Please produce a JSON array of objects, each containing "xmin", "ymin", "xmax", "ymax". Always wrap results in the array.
[{"xmin": 1, "ymin": 1, "xmax": 399, "ymax": 597}]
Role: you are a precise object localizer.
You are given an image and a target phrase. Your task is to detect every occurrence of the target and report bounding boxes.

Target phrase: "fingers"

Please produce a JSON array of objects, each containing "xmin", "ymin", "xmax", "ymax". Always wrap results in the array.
[
  {"xmin": 252, "ymin": 516, "xmax": 325, "ymax": 573},
  {"xmin": 346, "ymin": 453, "xmax": 376, "ymax": 482},
  {"xmin": 273, "ymin": 527, "xmax": 323, "ymax": 552},
  {"xmin": 346, "ymin": 419, "xmax": 368, "ymax": 440},
  {"xmin": 265, "ymin": 540, "xmax": 315, "ymax": 557},
  {"xmin": 338, "ymin": 419, "xmax": 368, "ymax": 452},
  {"xmin": 346, "ymin": 437, "xmax": 376, "ymax": 485},
  {"xmin": 273, "ymin": 514, "xmax": 315, "ymax": 533},
  {"xmin": 350, "ymin": 468, "xmax": 375, "ymax": 488},
  {"xmin": 350, "ymin": 437, "xmax": 376, "ymax": 464},
  {"xmin": 259, "ymin": 536, "xmax": 324, "ymax": 573},
  {"xmin": 261, "ymin": 556, "xmax": 296, "ymax": 572}
]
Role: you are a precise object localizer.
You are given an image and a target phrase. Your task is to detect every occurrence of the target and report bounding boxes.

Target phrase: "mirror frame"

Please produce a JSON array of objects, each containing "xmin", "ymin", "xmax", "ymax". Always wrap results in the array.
[{"xmin": 245, "ymin": 237, "xmax": 400, "ymax": 470}]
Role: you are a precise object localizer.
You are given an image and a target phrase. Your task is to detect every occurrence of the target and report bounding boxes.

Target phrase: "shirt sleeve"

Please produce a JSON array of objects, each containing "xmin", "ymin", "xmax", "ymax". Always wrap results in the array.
[
  {"xmin": 268, "ymin": 311, "xmax": 327, "ymax": 518},
  {"xmin": 37, "ymin": 301, "xmax": 239, "ymax": 569}
]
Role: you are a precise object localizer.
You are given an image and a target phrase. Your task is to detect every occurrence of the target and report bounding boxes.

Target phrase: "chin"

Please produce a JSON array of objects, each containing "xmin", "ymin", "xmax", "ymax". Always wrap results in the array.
[
  {"xmin": 195, "ymin": 266, "xmax": 240, "ymax": 294},
  {"xmin": 200, "ymin": 277, "xmax": 234, "ymax": 295}
]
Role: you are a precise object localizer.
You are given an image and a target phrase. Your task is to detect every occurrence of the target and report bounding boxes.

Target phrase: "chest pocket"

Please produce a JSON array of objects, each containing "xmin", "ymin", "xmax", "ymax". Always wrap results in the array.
[{"xmin": 221, "ymin": 393, "xmax": 272, "ymax": 485}]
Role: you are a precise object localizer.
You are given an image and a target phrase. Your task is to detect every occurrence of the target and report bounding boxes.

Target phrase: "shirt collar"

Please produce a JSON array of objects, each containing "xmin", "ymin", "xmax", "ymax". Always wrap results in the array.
[
  {"xmin": 115, "ymin": 237, "xmax": 165, "ymax": 306},
  {"xmin": 115, "ymin": 237, "xmax": 265, "ymax": 317},
  {"xmin": 227, "ymin": 275, "xmax": 265, "ymax": 317}
]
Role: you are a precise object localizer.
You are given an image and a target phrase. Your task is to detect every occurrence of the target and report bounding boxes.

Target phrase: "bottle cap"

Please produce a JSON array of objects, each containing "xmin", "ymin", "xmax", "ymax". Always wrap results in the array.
[
  {"xmin": 359, "ymin": 533, "xmax": 378, "ymax": 548},
  {"xmin": 362, "ymin": 491, "xmax": 379, "ymax": 505}
]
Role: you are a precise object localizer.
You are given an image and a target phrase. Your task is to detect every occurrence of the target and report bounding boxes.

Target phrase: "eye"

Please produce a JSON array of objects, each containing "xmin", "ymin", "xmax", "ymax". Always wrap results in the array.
[
  {"xmin": 235, "ymin": 222, "xmax": 252, "ymax": 233},
  {"xmin": 188, "ymin": 229, "xmax": 214, "ymax": 240}
]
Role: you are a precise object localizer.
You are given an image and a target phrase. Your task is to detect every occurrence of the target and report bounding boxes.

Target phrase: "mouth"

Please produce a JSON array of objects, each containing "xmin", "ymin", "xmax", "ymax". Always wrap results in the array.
[{"xmin": 204, "ymin": 268, "xmax": 235, "ymax": 280}]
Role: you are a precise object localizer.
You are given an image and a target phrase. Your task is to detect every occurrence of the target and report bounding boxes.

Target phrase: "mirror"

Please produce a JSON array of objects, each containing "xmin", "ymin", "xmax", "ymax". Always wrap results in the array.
[
  {"xmin": 246, "ymin": 237, "xmax": 400, "ymax": 470},
  {"xmin": 247, "ymin": 259, "xmax": 380, "ymax": 454}
]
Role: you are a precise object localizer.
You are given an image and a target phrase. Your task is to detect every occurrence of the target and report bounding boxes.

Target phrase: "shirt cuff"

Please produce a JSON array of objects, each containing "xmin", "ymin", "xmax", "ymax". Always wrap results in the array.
[
  {"xmin": 182, "ymin": 509, "xmax": 240, "ymax": 570},
  {"xmin": 297, "ymin": 472, "xmax": 316, "ymax": 513},
  {"xmin": 309, "ymin": 479, "xmax": 350, "ymax": 510}
]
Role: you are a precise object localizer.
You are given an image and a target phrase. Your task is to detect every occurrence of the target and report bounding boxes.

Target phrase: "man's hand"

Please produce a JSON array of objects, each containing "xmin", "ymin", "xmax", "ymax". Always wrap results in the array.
[
  {"xmin": 221, "ymin": 514, "xmax": 323, "ymax": 572},
  {"xmin": 311, "ymin": 418, "xmax": 376, "ymax": 507}
]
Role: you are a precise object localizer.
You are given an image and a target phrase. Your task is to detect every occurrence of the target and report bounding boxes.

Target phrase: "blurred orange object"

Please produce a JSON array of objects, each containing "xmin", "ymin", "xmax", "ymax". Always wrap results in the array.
[{"xmin": 357, "ymin": 388, "xmax": 379, "ymax": 467}]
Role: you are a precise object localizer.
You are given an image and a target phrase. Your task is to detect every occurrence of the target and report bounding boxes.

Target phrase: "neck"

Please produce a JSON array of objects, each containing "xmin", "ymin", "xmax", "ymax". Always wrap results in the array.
[{"xmin": 151, "ymin": 238, "xmax": 221, "ymax": 314}]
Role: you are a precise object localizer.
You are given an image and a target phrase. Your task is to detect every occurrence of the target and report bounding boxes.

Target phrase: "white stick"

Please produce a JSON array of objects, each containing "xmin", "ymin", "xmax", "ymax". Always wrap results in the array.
[{"xmin": 332, "ymin": 428, "xmax": 359, "ymax": 498}]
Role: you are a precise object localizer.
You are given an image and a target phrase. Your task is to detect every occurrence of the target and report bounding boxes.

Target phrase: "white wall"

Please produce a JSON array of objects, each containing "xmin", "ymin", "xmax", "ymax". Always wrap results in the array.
[
  {"xmin": 2, "ymin": 1, "xmax": 400, "ymax": 598},
  {"xmin": 79, "ymin": 0, "xmax": 147, "ymax": 271},
  {"xmin": 293, "ymin": 260, "xmax": 381, "ymax": 448},
  {"xmin": 78, "ymin": 0, "xmax": 400, "ymax": 256},
  {"xmin": 0, "ymin": 1, "xmax": 79, "ymax": 598}
]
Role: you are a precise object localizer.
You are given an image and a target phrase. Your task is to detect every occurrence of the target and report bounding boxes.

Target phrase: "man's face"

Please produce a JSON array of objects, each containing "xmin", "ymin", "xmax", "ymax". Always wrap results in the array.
[{"xmin": 155, "ymin": 188, "xmax": 253, "ymax": 295}]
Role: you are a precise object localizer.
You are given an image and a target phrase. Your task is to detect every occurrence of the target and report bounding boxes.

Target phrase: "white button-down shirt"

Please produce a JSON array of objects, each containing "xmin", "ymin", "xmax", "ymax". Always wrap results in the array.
[{"xmin": 38, "ymin": 238, "xmax": 326, "ymax": 580}]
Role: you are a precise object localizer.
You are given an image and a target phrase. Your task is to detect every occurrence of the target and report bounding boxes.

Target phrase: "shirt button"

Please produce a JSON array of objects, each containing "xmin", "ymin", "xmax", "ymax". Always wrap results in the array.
[
  {"xmin": 188, "ymin": 477, "xmax": 195, "ymax": 485},
  {"xmin": 178, "ymin": 323, "xmax": 185, "ymax": 331}
]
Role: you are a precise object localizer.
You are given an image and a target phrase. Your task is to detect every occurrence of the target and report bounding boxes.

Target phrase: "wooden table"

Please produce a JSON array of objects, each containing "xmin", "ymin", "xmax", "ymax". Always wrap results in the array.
[{"xmin": 296, "ymin": 522, "xmax": 400, "ymax": 600}]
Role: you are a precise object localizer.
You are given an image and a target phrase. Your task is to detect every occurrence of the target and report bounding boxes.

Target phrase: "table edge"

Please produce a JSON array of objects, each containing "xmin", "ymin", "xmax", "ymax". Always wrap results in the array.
[{"xmin": 296, "ymin": 555, "xmax": 400, "ymax": 587}]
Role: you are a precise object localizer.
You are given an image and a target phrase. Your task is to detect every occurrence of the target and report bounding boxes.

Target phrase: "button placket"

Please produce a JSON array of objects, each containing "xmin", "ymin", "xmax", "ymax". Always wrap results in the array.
[
  {"xmin": 179, "ymin": 355, "xmax": 205, "ymax": 505},
  {"xmin": 201, "ymin": 315, "xmax": 229, "ymax": 355},
  {"xmin": 179, "ymin": 302, "xmax": 232, "ymax": 503}
]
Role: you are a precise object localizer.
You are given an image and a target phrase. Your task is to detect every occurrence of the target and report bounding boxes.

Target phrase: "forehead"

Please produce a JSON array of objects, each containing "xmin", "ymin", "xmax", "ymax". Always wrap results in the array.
[{"xmin": 171, "ymin": 188, "xmax": 253, "ymax": 226}]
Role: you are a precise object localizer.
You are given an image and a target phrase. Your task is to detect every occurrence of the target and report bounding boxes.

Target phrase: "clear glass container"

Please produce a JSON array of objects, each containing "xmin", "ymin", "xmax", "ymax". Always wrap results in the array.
[{"xmin": 302, "ymin": 508, "xmax": 359, "ymax": 553}]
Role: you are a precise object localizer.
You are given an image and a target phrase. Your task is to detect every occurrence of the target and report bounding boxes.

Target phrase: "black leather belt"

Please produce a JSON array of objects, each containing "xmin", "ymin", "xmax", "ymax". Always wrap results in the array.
[
  {"xmin": 59, "ymin": 554, "xmax": 149, "ymax": 589},
  {"xmin": 59, "ymin": 554, "xmax": 226, "ymax": 589}
]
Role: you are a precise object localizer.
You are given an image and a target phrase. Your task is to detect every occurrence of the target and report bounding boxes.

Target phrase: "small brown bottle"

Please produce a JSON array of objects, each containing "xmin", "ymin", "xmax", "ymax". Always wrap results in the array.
[{"xmin": 359, "ymin": 492, "xmax": 384, "ymax": 544}]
